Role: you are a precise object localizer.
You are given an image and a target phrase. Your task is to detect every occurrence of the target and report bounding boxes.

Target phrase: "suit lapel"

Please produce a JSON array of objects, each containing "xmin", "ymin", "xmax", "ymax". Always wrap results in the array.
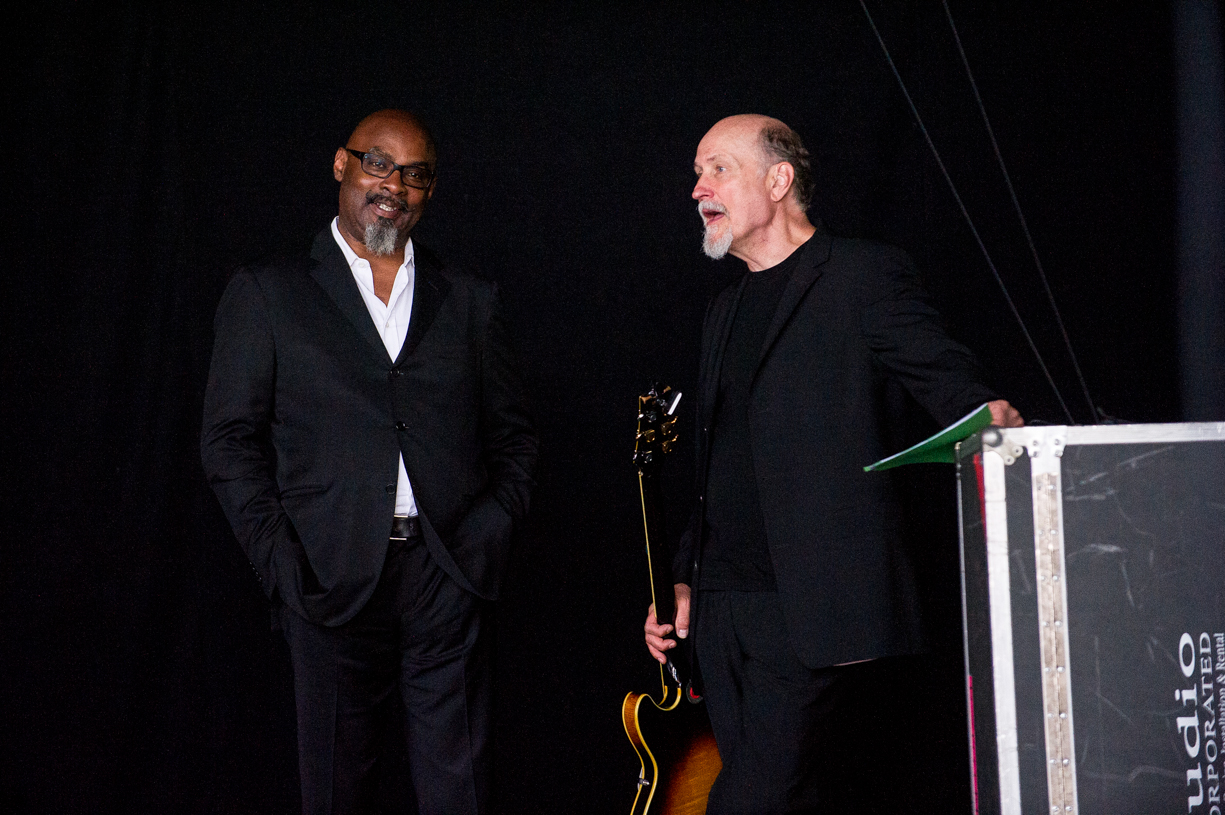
[
  {"xmin": 309, "ymin": 230, "xmax": 393, "ymax": 364},
  {"xmin": 757, "ymin": 229, "xmax": 833, "ymax": 368},
  {"xmin": 397, "ymin": 248, "xmax": 450, "ymax": 363}
]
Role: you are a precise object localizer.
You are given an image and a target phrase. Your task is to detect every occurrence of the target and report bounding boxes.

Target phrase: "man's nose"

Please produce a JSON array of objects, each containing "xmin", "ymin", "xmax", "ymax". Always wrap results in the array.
[{"xmin": 380, "ymin": 170, "xmax": 406, "ymax": 194}]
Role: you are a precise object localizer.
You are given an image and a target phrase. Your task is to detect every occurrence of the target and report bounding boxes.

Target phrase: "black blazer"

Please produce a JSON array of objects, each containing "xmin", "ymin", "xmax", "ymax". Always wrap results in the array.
[
  {"xmin": 201, "ymin": 230, "xmax": 538, "ymax": 626},
  {"xmin": 676, "ymin": 230, "xmax": 996, "ymax": 669}
]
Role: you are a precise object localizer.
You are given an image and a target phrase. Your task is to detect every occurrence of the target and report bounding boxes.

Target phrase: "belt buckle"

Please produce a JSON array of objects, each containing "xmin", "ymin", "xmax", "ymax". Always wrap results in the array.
[{"xmin": 390, "ymin": 515, "xmax": 417, "ymax": 541}]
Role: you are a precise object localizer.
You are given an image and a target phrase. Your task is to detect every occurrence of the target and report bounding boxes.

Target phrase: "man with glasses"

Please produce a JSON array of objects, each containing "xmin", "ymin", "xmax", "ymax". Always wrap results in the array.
[{"xmin": 202, "ymin": 109, "xmax": 538, "ymax": 815}]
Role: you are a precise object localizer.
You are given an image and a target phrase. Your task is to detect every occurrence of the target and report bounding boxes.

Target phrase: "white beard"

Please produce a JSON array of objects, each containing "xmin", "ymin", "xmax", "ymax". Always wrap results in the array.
[
  {"xmin": 702, "ymin": 224, "xmax": 733, "ymax": 260},
  {"xmin": 365, "ymin": 219, "xmax": 401, "ymax": 257}
]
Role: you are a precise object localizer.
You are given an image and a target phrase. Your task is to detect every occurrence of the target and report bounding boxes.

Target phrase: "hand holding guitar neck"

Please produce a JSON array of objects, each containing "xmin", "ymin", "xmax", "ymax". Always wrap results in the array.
[{"xmin": 644, "ymin": 583, "xmax": 690, "ymax": 673}]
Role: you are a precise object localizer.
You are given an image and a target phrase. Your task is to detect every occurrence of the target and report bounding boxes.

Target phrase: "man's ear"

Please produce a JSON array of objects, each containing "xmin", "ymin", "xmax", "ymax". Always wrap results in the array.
[
  {"xmin": 769, "ymin": 162, "xmax": 795, "ymax": 203},
  {"xmin": 333, "ymin": 148, "xmax": 348, "ymax": 182}
]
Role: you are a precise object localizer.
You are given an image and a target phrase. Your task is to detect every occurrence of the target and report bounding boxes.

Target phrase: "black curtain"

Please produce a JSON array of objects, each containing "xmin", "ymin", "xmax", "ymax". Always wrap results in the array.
[{"xmin": 3, "ymin": 3, "xmax": 1183, "ymax": 813}]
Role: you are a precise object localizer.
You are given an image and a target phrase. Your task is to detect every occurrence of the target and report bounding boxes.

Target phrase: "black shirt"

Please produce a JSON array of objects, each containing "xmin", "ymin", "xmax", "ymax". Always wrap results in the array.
[{"xmin": 699, "ymin": 238, "xmax": 810, "ymax": 591}]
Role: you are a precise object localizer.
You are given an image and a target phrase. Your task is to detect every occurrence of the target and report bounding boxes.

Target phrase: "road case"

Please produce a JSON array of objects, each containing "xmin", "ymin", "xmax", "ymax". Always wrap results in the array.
[{"xmin": 956, "ymin": 423, "xmax": 1225, "ymax": 815}]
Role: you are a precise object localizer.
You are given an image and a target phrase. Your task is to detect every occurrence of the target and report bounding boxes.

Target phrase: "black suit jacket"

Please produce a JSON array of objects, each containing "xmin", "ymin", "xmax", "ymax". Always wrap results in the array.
[
  {"xmin": 201, "ymin": 230, "xmax": 538, "ymax": 626},
  {"xmin": 676, "ymin": 230, "xmax": 996, "ymax": 669}
]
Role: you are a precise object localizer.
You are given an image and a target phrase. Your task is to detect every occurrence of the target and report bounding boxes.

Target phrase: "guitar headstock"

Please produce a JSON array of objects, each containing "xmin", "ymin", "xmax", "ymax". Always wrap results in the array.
[{"xmin": 634, "ymin": 384, "xmax": 682, "ymax": 475}]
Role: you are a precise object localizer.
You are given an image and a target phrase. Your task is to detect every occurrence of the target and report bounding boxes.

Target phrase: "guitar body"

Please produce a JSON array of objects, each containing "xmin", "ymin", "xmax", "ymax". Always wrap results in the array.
[
  {"xmin": 624, "ymin": 385, "xmax": 721, "ymax": 814},
  {"xmin": 622, "ymin": 681, "xmax": 721, "ymax": 815}
]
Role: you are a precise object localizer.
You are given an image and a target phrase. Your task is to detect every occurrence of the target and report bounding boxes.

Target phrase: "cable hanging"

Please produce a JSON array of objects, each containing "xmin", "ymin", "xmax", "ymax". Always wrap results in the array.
[
  {"xmin": 858, "ymin": 0, "xmax": 1078, "ymax": 425},
  {"xmin": 941, "ymin": 0, "xmax": 1099, "ymax": 424}
]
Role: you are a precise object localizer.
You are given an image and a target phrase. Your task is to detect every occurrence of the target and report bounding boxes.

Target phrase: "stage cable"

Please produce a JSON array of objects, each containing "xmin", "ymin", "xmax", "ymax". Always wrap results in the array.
[
  {"xmin": 941, "ymin": 1, "xmax": 1099, "ymax": 424},
  {"xmin": 857, "ymin": 0, "xmax": 1078, "ymax": 425}
]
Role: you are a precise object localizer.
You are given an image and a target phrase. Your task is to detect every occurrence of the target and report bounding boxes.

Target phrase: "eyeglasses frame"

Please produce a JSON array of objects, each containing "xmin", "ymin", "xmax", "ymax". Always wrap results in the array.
[{"xmin": 345, "ymin": 148, "xmax": 436, "ymax": 191}]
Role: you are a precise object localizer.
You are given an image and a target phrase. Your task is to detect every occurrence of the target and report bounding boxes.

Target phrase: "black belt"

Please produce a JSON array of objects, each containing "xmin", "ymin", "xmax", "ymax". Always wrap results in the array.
[{"xmin": 390, "ymin": 515, "xmax": 421, "ymax": 540}]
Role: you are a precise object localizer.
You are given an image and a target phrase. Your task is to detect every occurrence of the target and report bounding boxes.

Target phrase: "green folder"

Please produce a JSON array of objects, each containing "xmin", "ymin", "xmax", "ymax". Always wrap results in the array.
[{"xmin": 864, "ymin": 403, "xmax": 994, "ymax": 472}]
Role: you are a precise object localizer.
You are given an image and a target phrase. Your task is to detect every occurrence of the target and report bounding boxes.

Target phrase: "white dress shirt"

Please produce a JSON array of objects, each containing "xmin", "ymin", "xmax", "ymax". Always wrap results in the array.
[{"xmin": 330, "ymin": 217, "xmax": 418, "ymax": 517}]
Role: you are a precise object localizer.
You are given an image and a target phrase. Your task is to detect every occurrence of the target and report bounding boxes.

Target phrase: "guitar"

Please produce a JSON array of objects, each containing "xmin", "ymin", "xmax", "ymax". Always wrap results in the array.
[{"xmin": 621, "ymin": 385, "xmax": 722, "ymax": 815}]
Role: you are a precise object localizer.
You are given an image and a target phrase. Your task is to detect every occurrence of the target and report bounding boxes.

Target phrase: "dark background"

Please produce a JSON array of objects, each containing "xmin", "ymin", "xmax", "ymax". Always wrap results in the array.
[{"xmin": 2, "ymin": 2, "xmax": 1214, "ymax": 813}]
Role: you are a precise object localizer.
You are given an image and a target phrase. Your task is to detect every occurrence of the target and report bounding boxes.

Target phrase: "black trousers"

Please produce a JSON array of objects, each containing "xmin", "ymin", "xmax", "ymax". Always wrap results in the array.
[
  {"xmin": 278, "ymin": 535, "xmax": 491, "ymax": 815},
  {"xmin": 696, "ymin": 590, "xmax": 891, "ymax": 815}
]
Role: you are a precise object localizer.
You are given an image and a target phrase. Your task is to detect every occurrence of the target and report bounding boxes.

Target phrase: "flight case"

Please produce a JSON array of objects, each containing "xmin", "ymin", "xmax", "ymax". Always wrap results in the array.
[{"xmin": 956, "ymin": 423, "xmax": 1225, "ymax": 815}]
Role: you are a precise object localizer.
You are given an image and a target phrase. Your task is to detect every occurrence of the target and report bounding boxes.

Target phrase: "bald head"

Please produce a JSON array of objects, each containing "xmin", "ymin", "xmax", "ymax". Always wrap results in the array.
[
  {"xmin": 706, "ymin": 113, "xmax": 781, "ymax": 144},
  {"xmin": 692, "ymin": 114, "xmax": 817, "ymax": 269},
  {"xmin": 333, "ymin": 109, "xmax": 437, "ymax": 260},
  {"xmin": 346, "ymin": 109, "xmax": 437, "ymax": 165},
  {"xmin": 703, "ymin": 115, "xmax": 813, "ymax": 210}
]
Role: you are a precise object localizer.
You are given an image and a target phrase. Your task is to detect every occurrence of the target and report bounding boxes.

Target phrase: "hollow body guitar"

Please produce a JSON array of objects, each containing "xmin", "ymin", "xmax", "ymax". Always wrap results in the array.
[{"xmin": 621, "ymin": 385, "xmax": 721, "ymax": 815}]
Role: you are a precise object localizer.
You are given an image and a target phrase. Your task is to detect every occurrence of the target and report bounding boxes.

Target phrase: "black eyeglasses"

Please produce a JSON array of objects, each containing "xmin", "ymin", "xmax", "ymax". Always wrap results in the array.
[{"xmin": 345, "ymin": 149, "xmax": 435, "ymax": 190}]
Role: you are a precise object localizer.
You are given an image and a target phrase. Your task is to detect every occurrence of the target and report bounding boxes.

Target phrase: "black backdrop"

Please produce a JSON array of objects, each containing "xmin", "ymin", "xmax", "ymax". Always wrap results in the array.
[{"xmin": 2, "ymin": 3, "xmax": 1189, "ymax": 813}]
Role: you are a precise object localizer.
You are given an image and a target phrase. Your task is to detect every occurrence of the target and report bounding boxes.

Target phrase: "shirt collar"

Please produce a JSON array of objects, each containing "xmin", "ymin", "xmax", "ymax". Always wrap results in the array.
[{"xmin": 329, "ymin": 217, "xmax": 414, "ymax": 270}]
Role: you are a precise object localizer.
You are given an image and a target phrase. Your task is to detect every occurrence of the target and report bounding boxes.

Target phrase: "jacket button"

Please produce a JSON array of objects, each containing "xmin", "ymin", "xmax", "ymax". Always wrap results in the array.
[
  {"xmin": 385, "ymin": 484, "xmax": 396, "ymax": 495},
  {"xmin": 395, "ymin": 421, "xmax": 407, "ymax": 431}
]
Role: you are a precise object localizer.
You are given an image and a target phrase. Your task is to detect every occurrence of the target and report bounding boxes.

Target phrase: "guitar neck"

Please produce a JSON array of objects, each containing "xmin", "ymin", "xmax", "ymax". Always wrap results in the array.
[
  {"xmin": 633, "ymin": 384, "xmax": 687, "ymax": 694},
  {"xmin": 639, "ymin": 468, "xmax": 676, "ymax": 628}
]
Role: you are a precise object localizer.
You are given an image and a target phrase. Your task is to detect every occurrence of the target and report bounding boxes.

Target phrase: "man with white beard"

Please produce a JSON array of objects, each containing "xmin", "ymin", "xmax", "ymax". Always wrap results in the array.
[
  {"xmin": 644, "ymin": 114, "xmax": 1022, "ymax": 813},
  {"xmin": 203, "ymin": 109, "xmax": 538, "ymax": 814}
]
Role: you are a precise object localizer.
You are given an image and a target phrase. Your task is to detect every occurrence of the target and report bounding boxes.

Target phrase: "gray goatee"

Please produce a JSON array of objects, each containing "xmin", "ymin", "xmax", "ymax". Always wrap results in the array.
[
  {"xmin": 699, "ymin": 202, "xmax": 732, "ymax": 259},
  {"xmin": 364, "ymin": 218, "xmax": 401, "ymax": 257},
  {"xmin": 701, "ymin": 223, "xmax": 733, "ymax": 260}
]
